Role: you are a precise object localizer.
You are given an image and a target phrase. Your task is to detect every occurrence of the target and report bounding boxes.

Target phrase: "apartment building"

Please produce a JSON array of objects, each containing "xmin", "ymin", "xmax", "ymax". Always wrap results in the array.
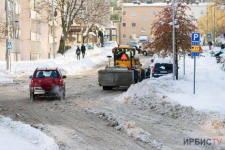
[
  {"xmin": 119, "ymin": 2, "xmax": 209, "ymax": 44},
  {"xmin": 21, "ymin": 0, "xmax": 61, "ymax": 61},
  {"xmin": 0, "ymin": 0, "xmax": 21, "ymax": 61},
  {"xmin": 0, "ymin": 0, "xmax": 61, "ymax": 61}
]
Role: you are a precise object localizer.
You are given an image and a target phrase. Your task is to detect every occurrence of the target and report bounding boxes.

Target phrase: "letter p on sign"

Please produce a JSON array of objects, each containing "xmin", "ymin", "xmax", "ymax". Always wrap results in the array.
[{"xmin": 192, "ymin": 33, "xmax": 200, "ymax": 42}]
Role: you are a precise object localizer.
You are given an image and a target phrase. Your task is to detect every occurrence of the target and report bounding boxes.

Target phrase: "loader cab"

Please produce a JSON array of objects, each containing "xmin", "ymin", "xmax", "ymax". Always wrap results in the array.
[{"xmin": 113, "ymin": 47, "xmax": 136, "ymax": 67}]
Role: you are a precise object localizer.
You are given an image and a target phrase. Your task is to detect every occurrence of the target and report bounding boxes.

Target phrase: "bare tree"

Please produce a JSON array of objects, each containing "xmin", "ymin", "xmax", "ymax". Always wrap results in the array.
[
  {"xmin": 41, "ymin": 0, "xmax": 86, "ymax": 54},
  {"xmin": 79, "ymin": 0, "xmax": 110, "ymax": 44},
  {"xmin": 0, "ymin": 9, "xmax": 5, "ymax": 43}
]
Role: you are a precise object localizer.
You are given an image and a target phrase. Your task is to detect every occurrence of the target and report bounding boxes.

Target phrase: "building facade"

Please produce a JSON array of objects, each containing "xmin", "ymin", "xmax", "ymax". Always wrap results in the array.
[
  {"xmin": 0, "ymin": 0, "xmax": 62, "ymax": 61},
  {"xmin": 119, "ymin": 2, "xmax": 209, "ymax": 44}
]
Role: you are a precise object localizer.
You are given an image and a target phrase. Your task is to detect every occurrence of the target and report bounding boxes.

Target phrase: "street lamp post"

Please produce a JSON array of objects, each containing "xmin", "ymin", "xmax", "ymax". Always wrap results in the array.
[
  {"xmin": 5, "ymin": 0, "xmax": 9, "ymax": 70},
  {"xmin": 213, "ymin": 0, "xmax": 216, "ymax": 46},
  {"xmin": 52, "ymin": 0, "xmax": 56, "ymax": 58},
  {"xmin": 172, "ymin": 0, "xmax": 175, "ymax": 80}
]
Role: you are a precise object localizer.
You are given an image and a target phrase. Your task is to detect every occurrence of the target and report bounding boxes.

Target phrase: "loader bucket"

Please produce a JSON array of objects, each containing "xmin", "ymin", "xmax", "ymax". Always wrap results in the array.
[{"xmin": 98, "ymin": 69, "xmax": 134, "ymax": 87}]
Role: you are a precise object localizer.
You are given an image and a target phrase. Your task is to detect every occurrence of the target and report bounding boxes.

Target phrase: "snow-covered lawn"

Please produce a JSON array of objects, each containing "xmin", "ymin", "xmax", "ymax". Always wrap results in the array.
[
  {"xmin": 118, "ymin": 46, "xmax": 225, "ymax": 115},
  {"xmin": 0, "ymin": 116, "xmax": 59, "ymax": 150},
  {"xmin": 0, "ymin": 45, "xmax": 112, "ymax": 79}
]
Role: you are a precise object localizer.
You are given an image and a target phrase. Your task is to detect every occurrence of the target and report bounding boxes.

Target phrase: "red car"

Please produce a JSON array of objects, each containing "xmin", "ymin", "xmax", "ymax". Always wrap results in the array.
[{"xmin": 29, "ymin": 68, "xmax": 66, "ymax": 101}]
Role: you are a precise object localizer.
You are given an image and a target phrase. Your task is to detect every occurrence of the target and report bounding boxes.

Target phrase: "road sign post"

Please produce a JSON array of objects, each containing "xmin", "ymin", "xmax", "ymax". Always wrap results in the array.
[
  {"xmin": 7, "ymin": 41, "xmax": 12, "ymax": 71},
  {"xmin": 194, "ymin": 57, "xmax": 196, "ymax": 94},
  {"xmin": 191, "ymin": 33, "xmax": 200, "ymax": 94}
]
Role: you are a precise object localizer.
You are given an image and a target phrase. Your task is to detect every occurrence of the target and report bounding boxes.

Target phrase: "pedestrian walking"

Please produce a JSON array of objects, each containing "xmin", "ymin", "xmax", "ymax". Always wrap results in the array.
[
  {"xmin": 76, "ymin": 46, "xmax": 81, "ymax": 60},
  {"xmin": 208, "ymin": 41, "xmax": 212, "ymax": 50},
  {"xmin": 81, "ymin": 44, "xmax": 86, "ymax": 58}
]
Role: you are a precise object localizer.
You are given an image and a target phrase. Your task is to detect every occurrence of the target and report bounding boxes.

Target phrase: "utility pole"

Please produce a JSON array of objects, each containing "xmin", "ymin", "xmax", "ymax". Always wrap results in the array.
[
  {"xmin": 52, "ymin": 0, "xmax": 56, "ymax": 58},
  {"xmin": 213, "ymin": 0, "xmax": 216, "ymax": 46},
  {"xmin": 172, "ymin": 0, "xmax": 175, "ymax": 80},
  {"xmin": 207, "ymin": 0, "xmax": 208, "ymax": 34},
  {"xmin": 5, "ymin": 0, "xmax": 9, "ymax": 70}
]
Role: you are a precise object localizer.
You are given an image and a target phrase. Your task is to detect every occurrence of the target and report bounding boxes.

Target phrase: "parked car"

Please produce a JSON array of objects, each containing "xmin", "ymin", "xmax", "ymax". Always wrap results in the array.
[
  {"xmin": 29, "ymin": 68, "xmax": 66, "ymax": 101},
  {"xmin": 127, "ymin": 41, "xmax": 141, "ymax": 53},
  {"xmin": 141, "ymin": 41, "xmax": 154, "ymax": 56},
  {"xmin": 151, "ymin": 59, "xmax": 173, "ymax": 78}
]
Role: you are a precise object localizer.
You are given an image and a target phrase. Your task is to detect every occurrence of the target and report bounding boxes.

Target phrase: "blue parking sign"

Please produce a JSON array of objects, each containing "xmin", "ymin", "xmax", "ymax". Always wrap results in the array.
[
  {"xmin": 191, "ymin": 33, "xmax": 200, "ymax": 42},
  {"xmin": 7, "ymin": 42, "xmax": 12, "ymax": 50},
  {"xmin": 207, "ymin": 33, "xmax": 212, "ymax": 38},
  {"xmin": 191, "ymin": 52, "xmax": 200, "ymax": 56}
]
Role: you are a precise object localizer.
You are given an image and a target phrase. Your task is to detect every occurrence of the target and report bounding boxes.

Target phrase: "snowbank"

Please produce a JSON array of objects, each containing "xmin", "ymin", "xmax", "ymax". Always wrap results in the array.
[
  {"xmin": 115, "ymin": 46, "xmax": 225, "ymax": 129},
  {"xmin": 0, "ymin": 116, "xmax": 59, "ymax": 150},
  {"xmin": 85, "ymin": 108, "xmax": 171, "ymax": 150},
  {"xmin": 0, "ymin": 46, "xmax": 112, "ymax": 77}
]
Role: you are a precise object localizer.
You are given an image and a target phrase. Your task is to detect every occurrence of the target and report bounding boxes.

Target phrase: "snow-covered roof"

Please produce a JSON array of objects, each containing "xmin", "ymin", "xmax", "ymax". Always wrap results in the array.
[{"xmin": 123, "ymin": 3, "xmax": 212, "ymax": 7}]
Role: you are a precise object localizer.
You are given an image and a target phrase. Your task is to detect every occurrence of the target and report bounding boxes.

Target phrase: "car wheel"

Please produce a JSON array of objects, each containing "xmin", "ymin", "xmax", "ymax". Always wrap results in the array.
[
  {"xmin": 63, "ymin": 89, "xmax": 66, "ymax": 100},
  {"xmin": 30, "ymin": 92, "xmax": 35, "ymax": 101},
  {"xmin": 143, "ymin": 51, "xmax": 147, "ymax": 56}
]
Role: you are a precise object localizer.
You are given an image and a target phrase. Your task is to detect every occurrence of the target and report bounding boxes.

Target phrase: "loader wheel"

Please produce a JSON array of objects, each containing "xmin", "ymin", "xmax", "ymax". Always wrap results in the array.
[
  {"xmin": 103, "ymin": 86, "xmax": 113, "ymax": 90},
  {"xmin": 134, "ymin": 69, "xmax": 139, "ymax": 83},
  {"xmin": 138, "ymin": 74, "xmax": 141, "ymax": 82},
  {"xmin": 141, "ymin": 69, "xmax": 146, "ymax": 81}
]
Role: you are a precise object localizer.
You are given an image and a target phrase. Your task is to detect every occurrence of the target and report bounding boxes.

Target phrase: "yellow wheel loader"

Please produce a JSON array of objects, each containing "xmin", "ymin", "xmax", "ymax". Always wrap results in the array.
[{"xmin": 98, "ymin": 46, "xmax": 146, "ymax": 90}]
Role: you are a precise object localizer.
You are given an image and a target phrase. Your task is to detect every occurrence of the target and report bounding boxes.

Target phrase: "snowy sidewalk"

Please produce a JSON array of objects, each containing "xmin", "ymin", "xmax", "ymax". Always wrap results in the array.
[
  {"xmin": 0, "ymin": 46, "xmax": 112, "ymax": 79},
  {"xmin": 0, "ymin": 116, "xmax": 59, "ymax": 150}
]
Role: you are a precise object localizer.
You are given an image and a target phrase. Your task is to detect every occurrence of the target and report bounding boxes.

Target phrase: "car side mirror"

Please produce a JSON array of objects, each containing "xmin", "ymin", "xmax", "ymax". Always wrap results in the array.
[
  {"xmin": 62, "ymin": 75, "xmax": 67, "ymax": 79},
  {"xmin": 29, "ymin": 75, "xmax": 32, "ymax": 79}
]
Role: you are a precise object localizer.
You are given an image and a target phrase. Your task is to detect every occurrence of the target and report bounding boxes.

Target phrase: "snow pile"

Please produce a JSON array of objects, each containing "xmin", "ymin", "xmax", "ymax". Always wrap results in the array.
[
  {"xmin": 85, "ymin": 108, "xmax": 171, "ymax": 150},
  {"xmin": 116, "ymin": 47, "xmax": 225, "ymax": 129},
  {"xmin": 0, "ymin": 46, "xmax": 112, "ymax": 77},
  {"xmin": 0, "ymin": 116, "xmax": 59, "ymax": 150}
]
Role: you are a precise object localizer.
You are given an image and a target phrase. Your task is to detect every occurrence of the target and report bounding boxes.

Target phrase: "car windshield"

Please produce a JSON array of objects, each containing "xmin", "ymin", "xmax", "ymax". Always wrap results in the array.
[
  {"xmin": 155, "ymin": 63, "xmax": 173, "ymax": 71},
  {"xmin": 130, "ymin": 42, "xmax": 137, "ymax": 45},
  {"xmin": 35, "ymin": 70, "xmax": 59, "ymax": 78},
  {"xmin": 114, "ymin": 48, "xmax": 134, "ymax": 61}
]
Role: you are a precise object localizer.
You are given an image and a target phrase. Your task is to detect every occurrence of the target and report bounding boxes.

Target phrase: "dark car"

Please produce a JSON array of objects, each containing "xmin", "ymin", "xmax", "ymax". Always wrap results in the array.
[
  {"xmin": 152, "ymin": 63, "xmax": 173, "ymax": 78},
  {"xmin": 29, "ymin": 68, "xmax": 66, "ymax": 101}
]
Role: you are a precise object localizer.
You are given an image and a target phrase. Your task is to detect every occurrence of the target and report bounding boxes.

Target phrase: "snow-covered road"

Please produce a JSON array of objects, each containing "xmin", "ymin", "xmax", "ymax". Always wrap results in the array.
[{"xmin": 0, "ymin": 46, "xmax": 225, "ymax": 150}]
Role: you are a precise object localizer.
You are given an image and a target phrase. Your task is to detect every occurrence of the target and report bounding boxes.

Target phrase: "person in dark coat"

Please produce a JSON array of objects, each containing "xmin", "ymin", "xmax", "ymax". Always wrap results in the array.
[
  {"xmin": 76, "ymin": 46, "xmax": 81, "ymax": 60},
  {"xmin": 208, "ymin": 41, "xmax": 212, "ymax": 50},
  {"xmin": 81, "ymin": 44, "xmax": 86, "ymax": 58}
]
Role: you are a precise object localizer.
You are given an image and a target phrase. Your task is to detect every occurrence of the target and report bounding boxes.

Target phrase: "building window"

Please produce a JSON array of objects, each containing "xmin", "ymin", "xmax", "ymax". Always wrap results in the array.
[
  {"xmin": 151, "ymin": 11, "xmax": 156, "ymax": 16},
  {"xmin": 132, "ymin": 23, "xmax": 136, "ymax": 27},
  {"xmin": 141, "ymin": 28, "xmax": 147, "ymax": 32},
  {"xmin": 123, "ymin": 11, "xmax": 126, "ymax": 15},
  {"xmin": 122, "ymin": 23, "xmax": 126, "ymax": 27},
  {"xmin": 131, "ymin": 11, "xmax": 136, "ymax": 16},
  {"xmin": 122, "ymin": 34, "xmax": 126, "ymax": 39},
  {"xmin": 141, "ymin": 16, "xmax": 147, "ymax": 21}
]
